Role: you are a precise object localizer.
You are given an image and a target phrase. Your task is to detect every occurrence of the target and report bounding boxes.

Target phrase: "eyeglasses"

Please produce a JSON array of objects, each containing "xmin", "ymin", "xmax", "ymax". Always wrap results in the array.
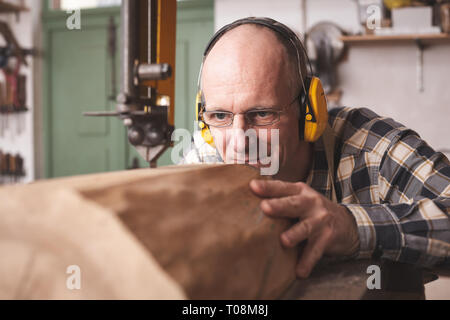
[{"xmin": 200, "ymin": 94, "xmax": 300, "ymax": 128}]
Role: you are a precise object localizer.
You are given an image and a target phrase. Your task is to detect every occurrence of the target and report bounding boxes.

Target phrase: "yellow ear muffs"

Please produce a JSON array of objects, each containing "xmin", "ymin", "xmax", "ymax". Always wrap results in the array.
[
  {"xmin": 196, "ymin": 91, "xmax": 215, "ymax": 147},
  {"xmin": 303, "ymin": 77, "xmax": 329, "ymax": 142}
]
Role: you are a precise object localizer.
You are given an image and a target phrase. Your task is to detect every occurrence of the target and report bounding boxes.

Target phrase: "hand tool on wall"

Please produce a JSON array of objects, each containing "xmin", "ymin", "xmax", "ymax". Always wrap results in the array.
[
  {"xmin": 0, "ymin": 22, "xmax": 28, "ymax": 68},
  {"xmin": 0, "ymin": 82, "xmax": 5, "ymax": 136},
  {"xmin": 16, "ymin": 74, "xmax": 26, "ymax": 134},
  {"xmin": 14, "ymin": 153, "xmax": 24, "ymax": 183},
  {"xmin": 0, "ymin": 21, "xmax": 33, "ymax": 135},
  {"xmin": 307, "ymin": 22, "xmax": 346, "ymax": 95},
  {"xmin": 0, "ymin": 150, "xmax": 25, "ymax": 185},
  {"xmin": 1, "ymin": 152, "xmax": 10, "ymax": 184},
  {"xmin": 0, "ymin": 150, "xmax": 3, "ymax": 184},
  {"xmin": 9, "ymin": 152, "xmax": 15, "ymax": 183}
]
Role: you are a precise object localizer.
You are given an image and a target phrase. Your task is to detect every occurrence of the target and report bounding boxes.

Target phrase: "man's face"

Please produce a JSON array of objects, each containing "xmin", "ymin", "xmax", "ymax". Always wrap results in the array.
[{"xmin": 201, "ymin": 25, "xmax": 311, "ymax": 181}]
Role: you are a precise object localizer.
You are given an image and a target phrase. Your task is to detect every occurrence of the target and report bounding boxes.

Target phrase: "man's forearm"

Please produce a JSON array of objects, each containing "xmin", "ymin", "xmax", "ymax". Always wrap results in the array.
[{"xmin": 344, "ymin": 199, "xmax": 450, "ymax": 268}]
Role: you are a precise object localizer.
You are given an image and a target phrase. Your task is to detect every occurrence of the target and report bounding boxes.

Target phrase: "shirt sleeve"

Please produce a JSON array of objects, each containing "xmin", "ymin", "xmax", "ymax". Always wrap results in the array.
[{"xmin": 343, "ymin": 129, "xmax": 450, "ymax": 269}]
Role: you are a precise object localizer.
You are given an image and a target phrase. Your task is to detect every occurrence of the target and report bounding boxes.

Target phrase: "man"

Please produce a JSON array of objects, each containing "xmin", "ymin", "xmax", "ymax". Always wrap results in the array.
[{"xmin": 181, "ymin": 17, "xmax": 450, "ymax": 279}]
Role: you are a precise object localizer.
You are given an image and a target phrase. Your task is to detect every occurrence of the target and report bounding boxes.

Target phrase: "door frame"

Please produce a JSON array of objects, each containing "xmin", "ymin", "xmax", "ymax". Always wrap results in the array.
[{"xmin": 42, "ymin": 1, "xmax": 121, "ymax": 178}]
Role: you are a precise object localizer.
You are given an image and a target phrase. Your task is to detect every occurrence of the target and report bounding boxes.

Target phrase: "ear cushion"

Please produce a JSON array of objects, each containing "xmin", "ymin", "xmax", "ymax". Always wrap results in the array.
[
  {"xmin": 199, "ymin": 121, "xmax": 215, "ymax": 147},
  {"xmin": 196, "ymin": 91, "xmax": 216, "ymax": 147},
  {"xmin": 303, "ymin": 77, "xmax": 329, "ymax": 142}
]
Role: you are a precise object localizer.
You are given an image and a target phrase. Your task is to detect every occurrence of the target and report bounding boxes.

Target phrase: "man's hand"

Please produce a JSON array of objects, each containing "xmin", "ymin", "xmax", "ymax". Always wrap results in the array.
[{"xmin": 249, "ymin": 179, "xmax": 360, "ymax": 279}]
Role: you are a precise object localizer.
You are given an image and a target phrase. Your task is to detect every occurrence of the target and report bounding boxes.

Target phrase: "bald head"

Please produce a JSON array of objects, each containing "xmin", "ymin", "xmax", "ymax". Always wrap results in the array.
[{"xmin": 201, "ymin": 24, "xmax": 302, "ymax": 107}]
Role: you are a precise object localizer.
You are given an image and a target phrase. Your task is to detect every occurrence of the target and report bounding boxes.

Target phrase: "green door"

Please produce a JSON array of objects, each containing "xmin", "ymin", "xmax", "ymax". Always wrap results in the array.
[
  {"xmin": 43, "ymin": 1, "xmax": 214, "ymax": 177},
  {"xmin": 43, "ymin": 8, "xmax": 124, "ymax": 178}
]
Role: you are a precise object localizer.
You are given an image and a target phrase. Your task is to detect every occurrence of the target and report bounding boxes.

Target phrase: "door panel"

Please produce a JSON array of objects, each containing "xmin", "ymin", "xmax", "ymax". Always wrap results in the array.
[{"xmin": 45, "ymin": 13, "xmax": 125, "ymax": 178}]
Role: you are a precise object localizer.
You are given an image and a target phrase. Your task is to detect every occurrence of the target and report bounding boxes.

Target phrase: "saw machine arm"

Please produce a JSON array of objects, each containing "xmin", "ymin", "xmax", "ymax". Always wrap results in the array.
[{"xmin": 84, "ymin": 0, "xmax": 177, "ymax": 168}]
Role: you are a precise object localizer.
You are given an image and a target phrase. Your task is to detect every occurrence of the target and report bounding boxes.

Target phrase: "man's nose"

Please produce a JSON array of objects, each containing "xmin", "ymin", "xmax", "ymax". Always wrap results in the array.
[
  {"xmin": 232, "ymin": 114, "xmax": 247, "ymax": 131},
  {"xmin": 230, "ymin": 114, "xmax": 249, "ymax": 154}
]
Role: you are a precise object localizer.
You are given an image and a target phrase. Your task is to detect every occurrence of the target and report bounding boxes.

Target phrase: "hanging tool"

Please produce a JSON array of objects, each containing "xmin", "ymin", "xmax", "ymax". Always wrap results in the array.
[
  {"xmin": 0, "ymin": 21, "xmax": 34, "ymax": 135},
  {"xmin": 307, "ymin": 22, "xmax": 346, "ymax": 95},
  {"xmin": 2, "ymin": 57, "xmax": 21, "ymax": 134},
  {"xmin": 0, "ymin": 150, "xmax": 3, "ymax": 185}
]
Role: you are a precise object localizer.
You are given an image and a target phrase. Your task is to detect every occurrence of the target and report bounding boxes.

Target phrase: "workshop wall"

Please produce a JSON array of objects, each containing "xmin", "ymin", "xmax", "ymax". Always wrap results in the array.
[
  {"xmin": 0, "ymin": 0, "xmax": 40, "ymax": 184},
  {"xmin": 215, "ymin": 0, "xmax": 450, "ymax": 157}
]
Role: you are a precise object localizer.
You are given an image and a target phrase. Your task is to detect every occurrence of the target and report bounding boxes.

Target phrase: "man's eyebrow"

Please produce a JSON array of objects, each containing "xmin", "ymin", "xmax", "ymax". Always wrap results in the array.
[
  {"xmin": 204, "ymin": 106, "xmax": 229, "ymax": 112},
  {"xmin": 248, "ymin": 105, "xmax": 280, "ymax": 110},
  {"xmin": 205, "ymin": 105, "xmax": 281, "ymax": 112}
]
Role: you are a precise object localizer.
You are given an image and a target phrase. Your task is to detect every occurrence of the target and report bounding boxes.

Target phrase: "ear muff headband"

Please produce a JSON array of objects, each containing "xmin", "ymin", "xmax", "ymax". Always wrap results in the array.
[{"xmin": 196, "ymin": 17, "xmax": 328, "ymax": 146}]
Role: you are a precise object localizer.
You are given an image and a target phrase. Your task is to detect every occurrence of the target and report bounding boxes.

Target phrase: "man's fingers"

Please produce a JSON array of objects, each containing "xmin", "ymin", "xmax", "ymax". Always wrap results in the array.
[
  {"xmin": 260, "ymin": 194, "xmax": 315, "ymax": 218},
  {"xmin": 280, "ymin": 214, "xmax": 325, "ymax": 247},
  {"xmin": 250, "ymin": 179, "xmax": 304, "ymax": 198},
  {"xmin": 295, "ymin": 229, "xmax": 332, "ymax": 279}
]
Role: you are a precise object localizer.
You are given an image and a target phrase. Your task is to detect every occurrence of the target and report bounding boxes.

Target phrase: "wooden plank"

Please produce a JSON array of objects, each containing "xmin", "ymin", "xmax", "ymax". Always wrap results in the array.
[
  {"xmin": 0, "ymin": 187, "xmax": 186, "ymax": 299},
  {"xmin": 0, "ymin": 164, "xmax": 297, "ymax": 299},
  {"xmin": 0, "ymin": 1, "xmax": 28, "ymax": 13}
]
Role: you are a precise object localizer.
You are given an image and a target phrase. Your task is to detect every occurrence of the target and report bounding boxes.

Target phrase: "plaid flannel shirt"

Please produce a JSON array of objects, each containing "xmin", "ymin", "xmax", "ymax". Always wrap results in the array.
[{"xmin": 180, "ymin": 107, "xmax": 450, "ymax": 269}]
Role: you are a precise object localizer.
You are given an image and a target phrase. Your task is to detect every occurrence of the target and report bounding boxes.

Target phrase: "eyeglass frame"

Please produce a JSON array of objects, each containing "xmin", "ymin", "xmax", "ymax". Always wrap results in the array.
[{"xmin": 199, "ymin": 92, "xmax": 302, "ymax": 128}]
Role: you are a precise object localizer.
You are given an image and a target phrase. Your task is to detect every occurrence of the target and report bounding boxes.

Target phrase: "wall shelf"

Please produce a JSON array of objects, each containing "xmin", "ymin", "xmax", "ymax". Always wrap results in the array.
[
  {"xmin": 340, "ymin": 33, "xmax": 450, "ymax": 92},
  {"xmin": 341, "ymin": 33, "xmax": 450, "ymax": 45},
  {"xmin": 0, "ymin": 1, "xmax": 28, "ymax": 14}
]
